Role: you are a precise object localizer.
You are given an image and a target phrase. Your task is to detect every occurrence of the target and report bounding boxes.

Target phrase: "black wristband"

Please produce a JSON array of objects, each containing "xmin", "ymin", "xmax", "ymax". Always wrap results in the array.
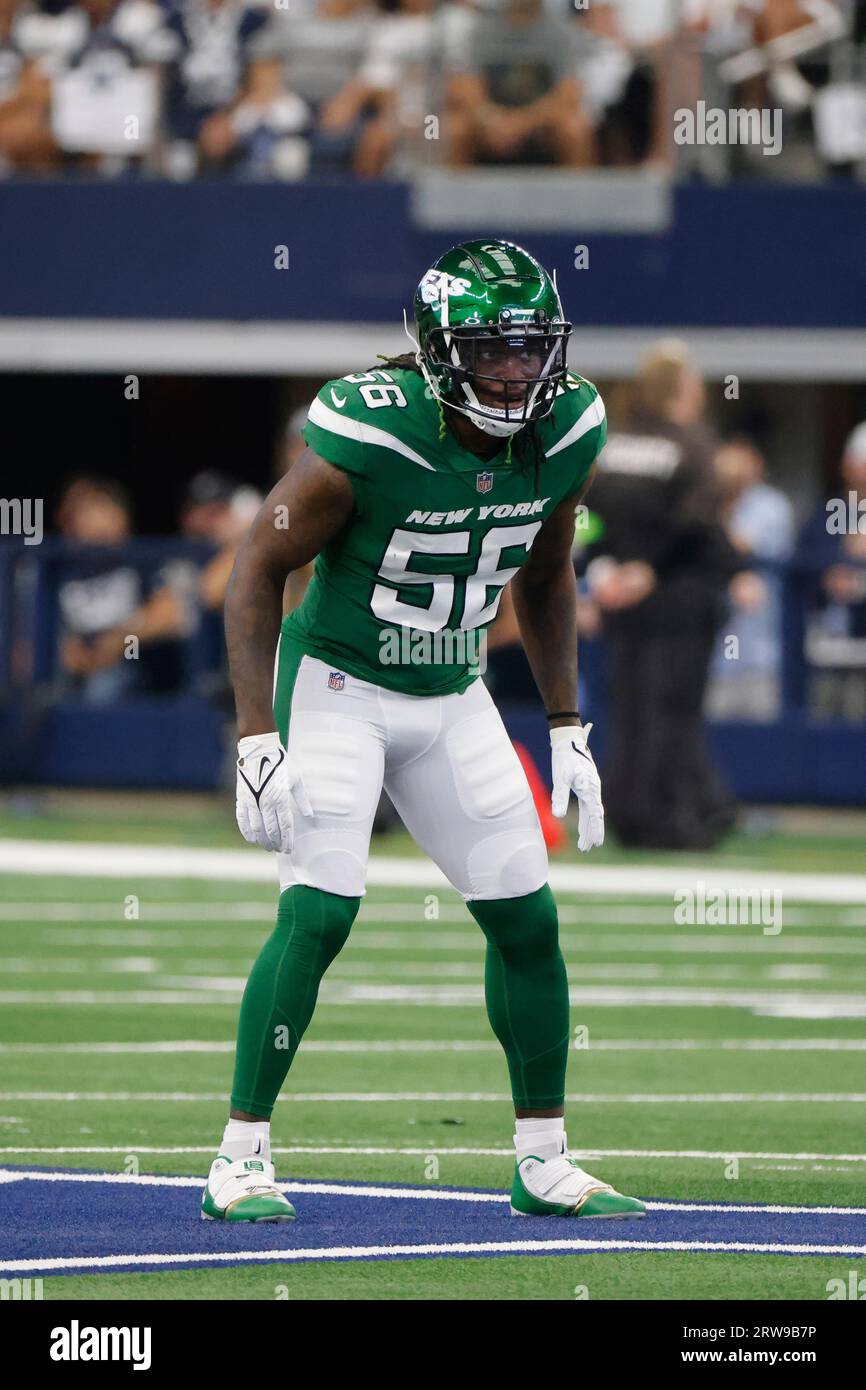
[{"xmin": 545, "ymin": 710, "xmax": 581, "ymax": 723}]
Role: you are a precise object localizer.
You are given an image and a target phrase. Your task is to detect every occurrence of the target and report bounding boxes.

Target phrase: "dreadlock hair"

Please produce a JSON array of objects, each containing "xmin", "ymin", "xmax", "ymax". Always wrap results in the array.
[{"xmin": 372, "ymin": 353, "xmax": 550, "ymax": 497}]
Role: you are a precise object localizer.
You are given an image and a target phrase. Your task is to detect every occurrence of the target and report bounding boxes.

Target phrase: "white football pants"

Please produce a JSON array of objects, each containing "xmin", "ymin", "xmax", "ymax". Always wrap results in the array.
[{"xmin": 275, "ymin": 650, "xmax": 548, "ymax": 901}]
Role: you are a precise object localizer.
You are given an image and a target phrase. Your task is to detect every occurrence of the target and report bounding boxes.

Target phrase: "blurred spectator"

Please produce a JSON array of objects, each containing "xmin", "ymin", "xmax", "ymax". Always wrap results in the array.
[
  {"xmin": 691, "ymin": 0, "xmax": 851, "ymax": 178},
  {"xmin": 159, "ymin": 0, "xmax": 306, "ymax": 178},
  {"xmin": 706, "ymin": 436, "xmax": 795, "ymax": 720},
  {"xmin": 353, "ymin": 0, "xmax": 440, "ymax": 175},
  {"xmin": 796, "ymin": 421, "xmax": 866, "ymax": 718},
  {"xmin": 55, "ymin": 476, "xmax": 186, "ymax": 702},
  {"xmin": 27, "ymin": 0, "xmax": 169, "ymax": 171},
  {"xmin": 179, "ymin": 468, "xmax": 261, "ymax": 611},
  {"xmin": 0, "ymin": 0, "xmax": 856, "ymax": 178},
  {"xmin": 582, "ymin": 0, "xmax": 684, "ymax": 166},
  {"xmin": 261, "ymin": 0, "xmax": 386, "ymax": 176},
  {"xmin": 444, "ymin": 0, "xmax": 595, "ymax": 168},
  {"xmin": 581, "ymin": 340, "xmax": 748, "ymax": 848},
  {"xmin": 0, "ymin": 0, "xmax": 56, "ymax": 171}
]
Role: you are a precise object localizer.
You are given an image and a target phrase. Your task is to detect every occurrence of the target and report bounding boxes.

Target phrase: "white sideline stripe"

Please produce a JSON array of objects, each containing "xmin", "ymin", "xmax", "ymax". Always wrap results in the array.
[
  {"xmin": 24, "ymin": 933, "xmax": 866, "ymax": 958},
  {"xmin": 3, "ymin": 1090, "xmax": 866, "ymax": 1103},
  {"xmin": 30, "ymin": 931, "xmax": 866, "ymax": 959},
  {"xmin": 0, "ymin": 992, "xmax": 245, "ymax": 1006},
  {"xmin": 3, "ymin": 839, "xmax": 865, "ymax": 903},
  {"xmin": 307, "ymin": 396, "xmax": 436, "ymax": 471},
  {"xmin": 5, "ymin": 1237, "xmax": 866, "ymax": 1273},
  {"xmin": 6, "ymin": 902, "xmax": 864, "ymax": 928},
  {"xmin": 341, "ymin": 937, "xmax": 866, "ymax": 957},
  {"xmin": 4, "ymin": 1169, "xmax": 865, "ymax": 1218},
  {"xmin": 3, "ymin": 1037, "xmax": 866, "ymax": 1055},
  {"xmin": 4, "ymin": 1146, "xmax": 866, "ymax": 1162},
  {"xmin": 8, "ymin": 964, "xmax": 866, "ymax": 986},
  {"xmin": 5, "ymin": 986, "xmax": 866, "ymax": 1017},
  {"xmin": 0, "ymin": 959, "xmax": 162, "ymax": 975}
]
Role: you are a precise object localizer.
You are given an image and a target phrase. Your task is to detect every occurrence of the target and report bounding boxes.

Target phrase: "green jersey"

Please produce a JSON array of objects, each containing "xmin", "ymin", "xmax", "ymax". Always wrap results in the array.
[{"xmin": 283, "ymin": 365, "xmax": 606, "ymax": 696}]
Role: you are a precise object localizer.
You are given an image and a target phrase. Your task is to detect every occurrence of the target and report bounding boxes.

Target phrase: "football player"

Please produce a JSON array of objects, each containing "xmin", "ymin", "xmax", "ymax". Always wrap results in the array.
[{"xmin": 202, "ymin": 239, "xmax": 645, "ymax": 1222}]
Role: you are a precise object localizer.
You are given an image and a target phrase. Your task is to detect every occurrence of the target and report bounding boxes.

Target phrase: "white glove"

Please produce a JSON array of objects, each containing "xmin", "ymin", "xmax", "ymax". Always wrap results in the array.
[
  {"xmin": 550, "ymin": 722, "xmax": 605, "ymax": 852},
  {"xmin": 236, "ymin": 731, "xmax": 312, "ymax": 854}
]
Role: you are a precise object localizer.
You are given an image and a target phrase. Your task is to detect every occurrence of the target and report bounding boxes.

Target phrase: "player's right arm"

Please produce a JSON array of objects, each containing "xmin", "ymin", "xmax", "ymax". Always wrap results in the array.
[
  {"xmin": 226, "ymin": 447, "xmax": 355, "ymax": 738},
  {"xmin": 225, "ymin": 448, "xmax": 354, "ymax": 854}
]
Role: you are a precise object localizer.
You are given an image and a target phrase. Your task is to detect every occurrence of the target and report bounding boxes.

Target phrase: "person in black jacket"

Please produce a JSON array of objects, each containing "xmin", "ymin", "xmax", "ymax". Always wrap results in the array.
[{"xmin": 581, "ymin": 340, "xmax": 749, "ymax": 849}]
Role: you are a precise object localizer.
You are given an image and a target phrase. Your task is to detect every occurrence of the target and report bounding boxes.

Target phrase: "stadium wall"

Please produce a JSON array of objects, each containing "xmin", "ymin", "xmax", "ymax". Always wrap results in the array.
[{"xmin": 1, "ymin": 180, "xmax": 865, "ymax": 331}]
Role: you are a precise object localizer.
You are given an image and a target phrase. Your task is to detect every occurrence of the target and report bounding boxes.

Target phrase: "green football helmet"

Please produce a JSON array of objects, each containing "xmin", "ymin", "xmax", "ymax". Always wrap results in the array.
[{"xmin": 408, "ymin": 239, "xmax": 571, "ymax": 438}]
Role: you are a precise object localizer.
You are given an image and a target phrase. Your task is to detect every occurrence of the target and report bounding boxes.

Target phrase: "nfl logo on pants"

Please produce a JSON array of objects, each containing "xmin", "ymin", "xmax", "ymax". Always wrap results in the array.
[
  {"xmin": 328, "ymin": 671, "xmax": 346, "ymax": 691},
  {"xmin": 476, "ymin": 472, "xmax": 494, "ymax": 494}
]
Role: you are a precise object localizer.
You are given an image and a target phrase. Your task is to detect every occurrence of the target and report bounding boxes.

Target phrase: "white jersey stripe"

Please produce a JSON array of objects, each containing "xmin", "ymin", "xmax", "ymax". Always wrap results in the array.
[
  {"xmin": 308, "ymin": 396, "xmax": 436, "ymax": 472},
  {"xmin": 545, "ymin": 392, "xmax": 606, "ymax": 460}
]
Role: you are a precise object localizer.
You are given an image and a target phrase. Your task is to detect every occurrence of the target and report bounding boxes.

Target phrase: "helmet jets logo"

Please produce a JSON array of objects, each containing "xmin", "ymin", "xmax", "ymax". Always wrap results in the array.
[{"xmin": 418, "ymin": 268, "xmax": 473, "ymax": 324}]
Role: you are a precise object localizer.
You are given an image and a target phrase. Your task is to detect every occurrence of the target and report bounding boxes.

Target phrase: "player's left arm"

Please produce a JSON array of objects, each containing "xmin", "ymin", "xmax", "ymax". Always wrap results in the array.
[
  {"xmin": 511, "ymin": 468, "xmax": 595, "ymax": 728},
  {"xmin": 511, "ymin": 468, "xmax": 605, "ymax": 851}
]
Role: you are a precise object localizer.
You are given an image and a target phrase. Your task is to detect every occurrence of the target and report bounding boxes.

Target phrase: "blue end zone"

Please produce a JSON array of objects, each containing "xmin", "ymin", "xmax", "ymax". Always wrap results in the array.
[{"xmin": 1, "ymin": 1169, "xmax": 865, "ymax": 1275}]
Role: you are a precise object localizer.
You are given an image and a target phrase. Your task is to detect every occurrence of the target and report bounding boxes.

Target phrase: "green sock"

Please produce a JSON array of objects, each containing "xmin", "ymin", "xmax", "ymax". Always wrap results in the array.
[
  {"xmin": 467, "ymin": 884, "xmax": 569, "ymax": 1111},
  {"xmin": 230, "ymin": 885, "xmax": 360, "ymax": 1118}
]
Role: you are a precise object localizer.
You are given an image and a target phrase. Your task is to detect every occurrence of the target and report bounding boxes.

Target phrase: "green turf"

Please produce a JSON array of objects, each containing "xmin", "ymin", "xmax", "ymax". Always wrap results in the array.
[
  {"xmin": 2, "ymin": 810, "xmax": 865, "ymax": 1299},
  {"xmin": 39, "ymin": 1253, "xmax": 857, "ymax": 1301}
]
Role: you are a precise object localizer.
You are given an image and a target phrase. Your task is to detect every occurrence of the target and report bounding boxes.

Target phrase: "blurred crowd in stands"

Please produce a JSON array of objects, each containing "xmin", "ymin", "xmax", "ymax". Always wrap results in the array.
[{"xmin": 0, "ymin": 0, "xmax": 863, "ymax": 180}]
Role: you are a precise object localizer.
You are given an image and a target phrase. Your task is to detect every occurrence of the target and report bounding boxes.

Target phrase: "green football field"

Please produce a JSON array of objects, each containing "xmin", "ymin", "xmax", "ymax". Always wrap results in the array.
[{"xmin": 1, "ymin": 796, "xmax": 865, "ymax": 1300}]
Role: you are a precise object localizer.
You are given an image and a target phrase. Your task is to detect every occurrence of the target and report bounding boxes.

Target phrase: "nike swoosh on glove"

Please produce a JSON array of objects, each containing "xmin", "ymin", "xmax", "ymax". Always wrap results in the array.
[
  {"xmin": 550, "ymin": 723, "xmax": 605, "ymax": 852},
  {"xmin": 236, "ymin": 731, "xmax": 313, "ymax": 854}
]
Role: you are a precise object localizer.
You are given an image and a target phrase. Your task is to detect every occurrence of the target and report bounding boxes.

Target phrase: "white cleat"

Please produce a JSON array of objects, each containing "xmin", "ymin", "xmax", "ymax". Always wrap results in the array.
[
  {"xmin": 200, "ymin": 1154, "xmax": 296, "ymax": 1223},
  {"xmin": 511, "ymin": 1139, "xmax": 646, "ymax": 1218}
]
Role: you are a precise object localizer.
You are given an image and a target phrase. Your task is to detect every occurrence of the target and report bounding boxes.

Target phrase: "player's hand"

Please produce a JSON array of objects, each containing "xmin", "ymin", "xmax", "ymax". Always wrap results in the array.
[
  {"xmin": 235, "ymin": 731, "xmax": 312, "ymax": 854},
  {"xmin": 550, "ymin": 723, "xmax": 605, "ymax": 853}
]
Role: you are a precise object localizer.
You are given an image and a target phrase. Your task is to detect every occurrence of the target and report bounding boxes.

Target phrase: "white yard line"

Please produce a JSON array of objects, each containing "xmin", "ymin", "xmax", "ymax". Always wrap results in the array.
[
  {"xmin": 7, "ymin": 961, "xmax": 866, "ymax": 986},
  {"xmin": 29, "ymin": 931, "xmax": 866, "ymax": 957},
  {"xmin": 3, "ymin": 901, "xmax": 861, "ymax": 926},
  {"xmin": 3, "ymin": 985, "xmax": 866, "ymax": 1017},
  {"xmin": 2, "ymin": 839, "xmax": 865, "ymax": 903},
  {"xmin": 2, "ymin": 1037, "xmax": 865, "ymax": 1054}
]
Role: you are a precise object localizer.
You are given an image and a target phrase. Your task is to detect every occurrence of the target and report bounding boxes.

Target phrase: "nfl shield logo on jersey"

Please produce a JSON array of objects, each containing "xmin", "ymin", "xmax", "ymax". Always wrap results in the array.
[
  {"xmin": 476, "ymin": 472, "xmax": 494, "ymax": 493},
  {"xmin": 327, "ymin": 671, "xmax": 346, "ymax": 691}
]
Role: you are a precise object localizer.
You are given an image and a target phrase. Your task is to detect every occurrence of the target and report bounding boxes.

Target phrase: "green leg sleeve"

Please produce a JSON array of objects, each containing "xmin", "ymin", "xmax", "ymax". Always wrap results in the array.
[
  {"xmin": 230, "ymin": 885, "xmax": 360, "ymax": 1118},
  {"xmin": 467, "ymin": 884, "xmax": 569, "ymax": 1111}
]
